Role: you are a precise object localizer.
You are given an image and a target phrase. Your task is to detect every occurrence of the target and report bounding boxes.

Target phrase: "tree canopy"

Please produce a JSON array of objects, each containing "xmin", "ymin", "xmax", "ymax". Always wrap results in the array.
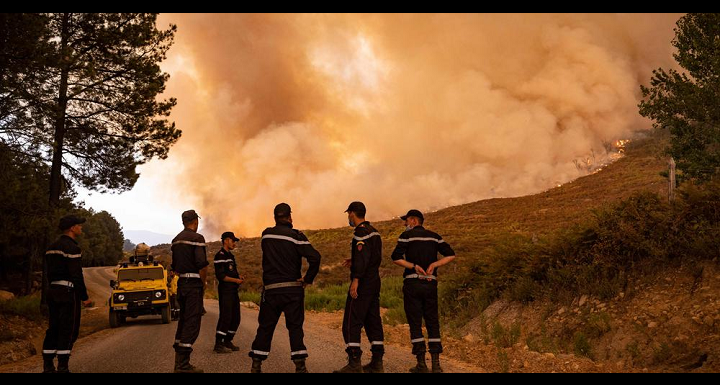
[
  {"xmin": 0, "ymin": 13, "xmax": 181, "ymax": 206},
  {"xmin": 639, "ymin": 13, "xmax": 720, "ymax": 183}
]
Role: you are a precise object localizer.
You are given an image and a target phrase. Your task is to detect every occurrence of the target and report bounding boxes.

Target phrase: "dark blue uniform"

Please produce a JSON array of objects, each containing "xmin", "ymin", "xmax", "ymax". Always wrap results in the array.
[
  {"xmin": 391, "ymin": 226, "xmax": 455, "ymax": 355},
  {"xmin": 342, "ymin": 221, "xmax": 384, "ymax": 356},
  {"xmin": 42, "ymin": 235, "xmax": 88, "ymax": 361},
  {"xmin": 249, "ymin": 222, "xmax": 321, "ymax": 361},
  {"xmin": 171, "ymin": 228, "xmax": 208, "ymax": 353},
  {"xmin": 214, "ymin": 248, "xmax": 241, "ymax": 343}
]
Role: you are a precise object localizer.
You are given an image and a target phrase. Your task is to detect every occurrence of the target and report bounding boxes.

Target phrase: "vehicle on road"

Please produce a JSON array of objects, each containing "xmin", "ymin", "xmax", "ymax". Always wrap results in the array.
[{"xmin": 108, "ymin": 254, "xmax": 170, "ymax": 328}]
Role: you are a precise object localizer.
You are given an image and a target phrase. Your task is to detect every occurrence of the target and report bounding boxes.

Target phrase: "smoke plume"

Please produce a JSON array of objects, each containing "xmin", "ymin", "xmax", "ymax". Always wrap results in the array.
[{"xmin": 153, "ymin": 13, "xmax": 680, "ymax": 237}]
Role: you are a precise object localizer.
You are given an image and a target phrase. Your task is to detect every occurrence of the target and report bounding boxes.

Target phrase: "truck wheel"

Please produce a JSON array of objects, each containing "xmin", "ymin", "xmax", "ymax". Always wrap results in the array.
[
  {"xmin": 161, "ymin": 306, "xmax": 170, "ymax": 324},
  {"xmin": 109, "ymin": 310, "xmax": 119, "ymax": 328}
]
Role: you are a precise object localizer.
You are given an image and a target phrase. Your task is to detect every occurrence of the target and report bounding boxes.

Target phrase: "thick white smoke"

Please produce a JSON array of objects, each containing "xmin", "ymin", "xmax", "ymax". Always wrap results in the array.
[{"xmin": 153, "ymin": 13, "xmax": 680, "ymax": 237}]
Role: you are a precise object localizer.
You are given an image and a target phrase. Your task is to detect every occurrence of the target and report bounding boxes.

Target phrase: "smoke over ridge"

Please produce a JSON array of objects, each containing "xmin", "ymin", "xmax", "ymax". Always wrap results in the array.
[{"xmin": 154, "ymin": 13, "xmax": 680, "ymax": 237}]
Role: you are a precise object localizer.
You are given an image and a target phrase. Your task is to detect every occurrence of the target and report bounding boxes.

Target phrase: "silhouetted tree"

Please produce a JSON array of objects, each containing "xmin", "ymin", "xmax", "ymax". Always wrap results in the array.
[{"xmin": 640, "ymin": 13, "xmax": 720, "ymax": 183}]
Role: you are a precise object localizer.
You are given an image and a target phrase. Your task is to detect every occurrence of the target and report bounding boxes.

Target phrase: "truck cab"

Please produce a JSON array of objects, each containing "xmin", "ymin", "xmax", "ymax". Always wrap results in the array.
[{"xmin": 109, "ymin": 255, "xmax": 170, "ymax": 328}]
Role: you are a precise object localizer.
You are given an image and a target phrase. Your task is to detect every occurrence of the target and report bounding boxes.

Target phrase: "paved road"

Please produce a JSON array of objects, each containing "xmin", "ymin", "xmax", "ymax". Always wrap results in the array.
[{"xmin": 4, "ymin": 267, "xmax": 479, "ymax": 373}]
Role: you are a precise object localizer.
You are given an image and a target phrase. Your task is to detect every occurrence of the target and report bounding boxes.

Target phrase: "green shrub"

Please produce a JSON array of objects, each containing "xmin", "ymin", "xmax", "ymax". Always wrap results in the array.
[
  {"xmin": 383, "ymin": 306, "xmax": 407, "ymax": 326},
  {"xmin": 491, "ymin": 322, "xmax": 521, "ymax": 348},
  {"xmin": 573, "ymin": 332, "xmax": 593, "ymax": 358},
  {"xmin": 497, "ymin": 348, "xmax": 510, "ymax": 373},
  {"xmin": 239, "ymin": 291, "xmax": 261, "ymax": 305},
  {"xmin": 585, "ymin": 312, "xmax": 612, "ymax": 338},
  {"xmin": 0, "ymin": 294, "xmax": 42, "ymax": 321},
  {"xmin": 440, "ymin": 187, "xmax": 720, "ymax": 331}
]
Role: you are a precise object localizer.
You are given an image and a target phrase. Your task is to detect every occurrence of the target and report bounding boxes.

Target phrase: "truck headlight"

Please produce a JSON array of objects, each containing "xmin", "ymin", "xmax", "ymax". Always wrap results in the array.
[
  {"xmin": 118, "ymin": 295, "xmax": 125, "ymax": 302},
  {"xmin": 155, "ymin": 291, "xmax": 162, "ymax": 298}
]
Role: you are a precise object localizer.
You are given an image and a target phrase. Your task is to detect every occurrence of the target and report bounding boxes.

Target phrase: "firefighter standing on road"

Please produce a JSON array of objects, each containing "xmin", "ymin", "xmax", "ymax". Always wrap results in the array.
[
  {"xmin": 167, "ymin": 267, "xmax": 180, "ymax": 321},
  {"xmin": 391, "ymin": 209, "xmax": 456, "ymax": 373},
  {"xmin": 249, "ymin": 203, "xmax": 322, "ymax": 373},
  {"xmin": 42, "ymin": 215, "xmax": 92, "ymax": 374},
  {"xmin": 213, "ymin": 231, "xmax": 244, "ymax": 354},
  {"xmin": 334, "ymin": 201, "xmax": 385, "ymax": 373},
  {"xmin": 171, "ymin": 210, "xmax": 209, "ymax": 373}
]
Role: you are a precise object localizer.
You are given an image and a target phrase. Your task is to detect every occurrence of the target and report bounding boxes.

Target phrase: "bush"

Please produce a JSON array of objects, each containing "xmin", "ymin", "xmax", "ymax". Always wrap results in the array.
[
  {"xmin": 239, "ymin": 291, "xmax": 261, "ymax": 305},
  {"xmin": 491, "ymin": 322, "xmax": 521, "ymax": 348},
  {"xmin": 0, "ymin": 294, "xmax": 42, "ymax": 321},
  {"xmin": 440, "ymin": 186, "xmax": 720, "ymax": 329},
  {"xmin": 383, "ymin": 306, "xmax": 407, "ymax": 326},
  {"xmin": 573, "ymin": 332, "xmax": 593, "ymax": 358},
  {"xmin": 585, "ymin": 312, "xmax": 612, "ymax": 338}
]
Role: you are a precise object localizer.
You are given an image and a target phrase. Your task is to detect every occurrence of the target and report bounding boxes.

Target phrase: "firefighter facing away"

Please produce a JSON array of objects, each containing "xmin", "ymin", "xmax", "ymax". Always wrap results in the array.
[
  {"xmin": 42, "ymin": 215, "xmax": 93, "ymax": 373},
  {"xmin": 213, "ymin": 231, "xmax": 244, "ymax": 353},
  {"xmin": 248, "ymin": 203, "xmax": 322, "ymax": 373},
  {"xmin": 391, "ymin": 209, "xmax": 456, "ymax": 373},
  {"xmin": 170, "ymin": 210, "xmax": 209, "ymax": 373},
  {"xmin": 334, "ymin": 201, "xmax": 385, "ymax": 373}
]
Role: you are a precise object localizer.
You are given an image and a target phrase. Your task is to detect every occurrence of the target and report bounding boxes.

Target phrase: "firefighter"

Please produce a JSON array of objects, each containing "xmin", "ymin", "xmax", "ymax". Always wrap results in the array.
[
  {"xmin": 249, "ymin": 203, "xmax": 321, "ymax": 373},
  {"xmin": 42, "ymin": 215, "xmax": 92, "ymax": 374},
  {"xmin": 334, "ymin": 201, "xmax": 385, "ymax": 373},
  {"xmin": 170, "ymin": 210, "xmax": 209, "ymax": 373},
  {"xmin": 167, "ymin": 267, "xmax": 180, "ymax": 321},
  {"xmin": 213, "ymin": 231, "xmax": 244, "ymax": 353},
  {"xmin": 391, "ymin": 209, "xmax": 456, "ymax": 373}
]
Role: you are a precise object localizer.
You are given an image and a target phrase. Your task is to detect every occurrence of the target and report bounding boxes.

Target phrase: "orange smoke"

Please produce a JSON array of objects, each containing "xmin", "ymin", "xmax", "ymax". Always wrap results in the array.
[{"xmin": 153, "ymin": 13, "xmax": 680, "ymax": 237}]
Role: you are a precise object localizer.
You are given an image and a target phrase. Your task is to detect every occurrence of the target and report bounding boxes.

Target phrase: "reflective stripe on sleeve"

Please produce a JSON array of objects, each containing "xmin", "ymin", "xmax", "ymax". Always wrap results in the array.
[
  {"xmin": 172, "ymin": 240, "xmax": 207, "ymax": 247},
  {"xmin": 353, "ymin": 232, "xmax": 381, "ymax": 241},
  {"xmin": 261, "ymin": 234, "xmax": 311, "ymax": 245},
  {"xmin": 397, "ymin": 237, "xmax": 445, "ymax": 243},
  {"xmin": 45, "ymin": 250, "xmax": 82, "ymax": 259}
]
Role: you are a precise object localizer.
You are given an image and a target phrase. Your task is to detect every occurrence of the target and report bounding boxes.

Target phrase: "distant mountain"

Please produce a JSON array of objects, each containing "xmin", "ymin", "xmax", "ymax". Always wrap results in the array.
[
  {"xmin": 123, "ymin": 239, "xmax": 136, "ymax": 252},
  {"xmin": 123, "ymin": 230, "xmax": 173, "ymax": 247}
]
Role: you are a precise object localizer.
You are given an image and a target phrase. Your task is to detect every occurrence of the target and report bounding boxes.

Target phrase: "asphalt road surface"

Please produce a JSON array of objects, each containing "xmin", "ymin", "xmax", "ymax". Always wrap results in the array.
[{"xmin": 5, "ymin": 267, "xmax": 479, "ymax": 373}]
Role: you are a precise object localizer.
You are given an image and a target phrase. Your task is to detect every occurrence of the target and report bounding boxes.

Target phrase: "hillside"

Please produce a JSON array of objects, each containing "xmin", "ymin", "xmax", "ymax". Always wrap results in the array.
[
  {"xmin": 149, "ymin": 136, "xmax": 720, "ymax": 372},
  {"xmin": 151, "ymin": 136, "xmax": 667, "ymax": 293}
]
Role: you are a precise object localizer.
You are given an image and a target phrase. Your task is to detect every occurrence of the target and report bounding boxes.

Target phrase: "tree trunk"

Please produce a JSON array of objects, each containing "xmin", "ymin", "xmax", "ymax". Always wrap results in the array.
[{"xmin": 48, "ymin": 13, "xmax": 71, "ymax": 208}]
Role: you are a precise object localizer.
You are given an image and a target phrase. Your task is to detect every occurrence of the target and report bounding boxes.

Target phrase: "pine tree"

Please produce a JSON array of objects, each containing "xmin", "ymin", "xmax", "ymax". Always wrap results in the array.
[{"xmin": 639, "ymin": 13, "xmax": 720, "ymax": 183}]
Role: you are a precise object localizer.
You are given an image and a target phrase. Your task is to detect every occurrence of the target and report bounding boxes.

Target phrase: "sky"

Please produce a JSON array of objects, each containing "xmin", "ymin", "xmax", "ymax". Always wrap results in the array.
[{"xmin": 76, "ymin": 13, "xmax": 682, "ymax": 240}]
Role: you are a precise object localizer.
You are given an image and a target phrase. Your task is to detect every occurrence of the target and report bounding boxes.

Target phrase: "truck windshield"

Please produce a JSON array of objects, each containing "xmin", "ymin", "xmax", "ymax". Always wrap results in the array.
[{"xmin": 118, "ymin": 268, "xmax": 164, "ymax": 282}]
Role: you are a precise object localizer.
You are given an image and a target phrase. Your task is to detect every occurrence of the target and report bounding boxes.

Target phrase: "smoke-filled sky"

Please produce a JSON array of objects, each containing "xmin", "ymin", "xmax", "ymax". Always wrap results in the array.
[{"xmin": 79, "ymin": 13, "xmax": 681, "ymax": 240}]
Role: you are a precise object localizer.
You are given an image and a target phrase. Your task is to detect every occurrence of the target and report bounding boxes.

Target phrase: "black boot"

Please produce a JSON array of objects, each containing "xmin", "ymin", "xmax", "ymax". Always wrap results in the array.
[
  {"xmin": 362, "ymin": 353, "xmax": 384, "ymax": 373},
  {"xmin": 223, "ymin": 338, "xmax": 240, "ymax": 352},
  {"xmin": 174, "ymin": 351, "xmax": 203, "ymax": 373},
  {"xmin": 293, "ymin": 358, "xmax": 308, "ymax": 373},
  {"xmin": 333, "ymin": 351, "xmax": 363, "ymax": 373},
  {"xmin": 56, "ymin": 355, "xmax": 70, "ymax": 374},
  {"xmin": 409, "ymin": 353, "xmax": 429, "ymax": 373},
  {"xmin": 431, "ymin": 353, "xmax": 443, "ymax": 373},
  {"xmin": 251, "ymin": 358, "xmax": 263, "ymax": 373},
  {"xmin": 42, "ymin": 354, "xmax": 56, "ymax": 373},
  {"xmin": 214, "ymin": 336, "xmax": 232, "ymax": 354}
]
